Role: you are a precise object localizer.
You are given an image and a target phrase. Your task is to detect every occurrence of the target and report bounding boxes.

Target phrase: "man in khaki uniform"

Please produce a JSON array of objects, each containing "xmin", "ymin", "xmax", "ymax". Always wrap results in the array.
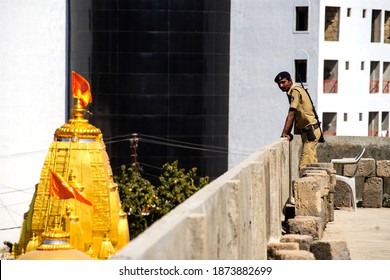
[{"xmin": 274, "ymin": 71, "xmax": 321, "ymax": 170}]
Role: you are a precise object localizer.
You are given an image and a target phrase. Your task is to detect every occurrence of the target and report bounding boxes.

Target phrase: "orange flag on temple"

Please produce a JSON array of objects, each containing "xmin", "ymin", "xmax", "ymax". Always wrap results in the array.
[
  {"xmin": 49, "ymin": 170, "xmax": 93, "ymax": 207},
  {"xmin": 72, "ymin": 71, "xmax": 92, "ymax": 107}
]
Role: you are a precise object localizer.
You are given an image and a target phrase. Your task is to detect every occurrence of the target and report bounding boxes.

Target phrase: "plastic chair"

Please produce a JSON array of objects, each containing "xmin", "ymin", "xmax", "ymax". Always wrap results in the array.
[{"xmin": 331, "ymin": 147, "xmax": 366, "ymax": 211}]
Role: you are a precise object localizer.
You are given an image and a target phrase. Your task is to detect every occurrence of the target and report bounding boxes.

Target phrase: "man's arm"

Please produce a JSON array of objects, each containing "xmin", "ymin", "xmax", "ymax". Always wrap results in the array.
[{"xmin": 281, "ymin": 108, "xmax": 295, "ymax": 141}]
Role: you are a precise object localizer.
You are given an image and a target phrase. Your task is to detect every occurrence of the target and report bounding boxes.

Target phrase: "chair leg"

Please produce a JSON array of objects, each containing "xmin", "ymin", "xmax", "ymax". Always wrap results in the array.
[{"xmin": 350, "ymin": 179, "xmax": 357, "ymax": 211}]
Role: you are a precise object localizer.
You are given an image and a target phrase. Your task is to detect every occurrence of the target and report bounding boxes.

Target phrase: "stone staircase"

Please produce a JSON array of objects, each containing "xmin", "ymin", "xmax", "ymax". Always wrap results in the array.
[{"xmin": 267, "ymin": 163, "xmax": 351, "ymax": 260}]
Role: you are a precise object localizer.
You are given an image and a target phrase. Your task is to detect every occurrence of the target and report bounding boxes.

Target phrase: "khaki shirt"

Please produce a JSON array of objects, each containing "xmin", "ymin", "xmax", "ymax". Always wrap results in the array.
[{"xmin": 287, "ymin": 84, "xmax": 317, "ymax": 130}]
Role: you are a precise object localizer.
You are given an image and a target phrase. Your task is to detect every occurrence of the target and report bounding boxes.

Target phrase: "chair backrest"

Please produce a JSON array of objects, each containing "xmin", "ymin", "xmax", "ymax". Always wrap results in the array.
[
  {"xmin": 351, "ymin": 147, "xmax": 366, "ymax": 177},
  {"xmin": 354, "ymin": 147, "xmax": 366, "ymax": 162}
]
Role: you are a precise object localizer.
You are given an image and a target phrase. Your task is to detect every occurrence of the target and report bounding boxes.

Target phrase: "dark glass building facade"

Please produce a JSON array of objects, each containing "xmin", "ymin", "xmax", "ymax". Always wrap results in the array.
[{"xmin": 69, "ymin": 0, "xmax": 231, "ymax": 182}]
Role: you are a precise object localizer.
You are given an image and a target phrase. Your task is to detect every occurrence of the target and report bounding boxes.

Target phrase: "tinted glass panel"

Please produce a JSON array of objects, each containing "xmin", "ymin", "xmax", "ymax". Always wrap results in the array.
[{"xmin": 69, "ymin": 0, "xmax": 230, "ymax": 182}]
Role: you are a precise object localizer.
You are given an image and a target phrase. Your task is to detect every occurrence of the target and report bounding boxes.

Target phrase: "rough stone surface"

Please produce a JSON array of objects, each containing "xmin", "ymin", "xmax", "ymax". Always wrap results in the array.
[
  {"xmin": 310, "ymin": 240, "xmax": 351, "ymax": 260},
  {"xmin": 333, "ymin": 163, "xmax": 343, "ymax": 176},
  {"xmin": 267, "ymin": 242, "xmax": 299, "ymax": 260},
  {"xmin": 363, "ymin": 177, "xmax": 383, "ymax": 208},
  {"xmin": 355, "ymin": 176, "xmax": 365, "ymax": 201},
  {"xmin": 293, "ymin": 177, "xmax": 325, "ymax": 218},
  {"xmin": 383, "ymin": 178, "xmax": 390, "ymax": 196},
  {"xmin": 324, "ymin": 195, "xmax": 330, "ymax": 224},
  {"xmin": 322, "ymin": 208, "xmax": 390, "ymax": 260},
  {"xmin": 328, "ymin": 192, "xmax": 335, "ymax": 222},
  {"xmin": 274, "ymin": 249, "xmax": 316, "ymax": 260},
  {"xmin": 306, "ymin": 163, "xmax": 335, "ymax": 169},
  {"xmin": 280, "ymin": 234, "xmax": 313, "ymax": 251},
  {"xmin": 334, "ymin": 180, "xmax": 353, "ymax": 208},
  {"xmin": 303, "ymin": 164, "xmax": 337, "ymax": 192},
  {"xmin": 343, "ymin": 158, "xmax": 375, "ymax": 177},
  {"xmin": 301, "ymin": 171, "xmax": 330, "ymax": 196},
  {"xmin": 377, "ymin": 160, "xmax": 390, "ymax": 177},
  {"xmin": 300, "ymin": 171, "xmax": 332, "ymax": 224},
  {"xmin": 287, "ymin": 216, "xmax": 323, "ymax": 240},
  {"xmin": 383, "ymin": 193, "xmax": 390, "ymax": 208}
]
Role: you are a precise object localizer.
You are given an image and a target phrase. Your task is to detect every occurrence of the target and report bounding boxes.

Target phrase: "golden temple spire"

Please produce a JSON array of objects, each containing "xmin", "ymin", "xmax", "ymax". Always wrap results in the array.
[
  {"xmin": 38, "ymin": 216, "xmax": 72, "ymax": 251},
  {"xmin": 17, "ymin": 72, "xmax": 129, "ymax": 260},
  {"xmin": 25, "ymin": 233, "xmax": 39, "ymax": 253},
  {"xmin": 54, "ymin": 72, "xmax": 102, "ymax": 141},
  {"xmin": 98, "ymin": 233, "xmax": 116, "ymax": 260},
  {"xmin": 86, "ymin": 245, "xmax": 96, "ymax": 259},
  {"xmin": 54, "ymin": 97, "xmax": 102, "ymax": 141},
  {"xmin": 116, "ymin": 209, "xmax": 130, "ymax": 250},
  {"xmin": 17, "ymin": 216, "xmax": 92, "ymax": 260}
]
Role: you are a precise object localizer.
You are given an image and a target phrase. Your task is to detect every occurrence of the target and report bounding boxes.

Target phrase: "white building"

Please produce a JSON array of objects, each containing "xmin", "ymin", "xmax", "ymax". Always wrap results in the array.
[
  {"xmin": 319, "ymin": 1, "xmax": 390, "ymax": 138},
  {"xmin": 0, "ymin": 1, "xmax": 66, "ymax": 244}
]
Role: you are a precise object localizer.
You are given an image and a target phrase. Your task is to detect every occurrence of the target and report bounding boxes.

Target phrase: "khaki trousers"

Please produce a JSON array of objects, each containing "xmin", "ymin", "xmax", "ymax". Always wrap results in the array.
[{"xmin": 299, "ymin": 127, "xmax": 321, "ymax": 170}]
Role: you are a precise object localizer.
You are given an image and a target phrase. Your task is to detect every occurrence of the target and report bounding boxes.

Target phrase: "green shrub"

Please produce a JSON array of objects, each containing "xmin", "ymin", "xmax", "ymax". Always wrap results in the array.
[
  {"xmin": 114, "ymin": 161, "xmax": 209, "ymax": 239},
  {"xmin": 115, "ymin": 164, "xmax": 158, "ymax": 238}
]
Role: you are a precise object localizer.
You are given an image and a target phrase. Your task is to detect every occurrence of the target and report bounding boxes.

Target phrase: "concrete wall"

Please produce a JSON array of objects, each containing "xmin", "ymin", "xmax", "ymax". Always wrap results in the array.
[
  {"xmin": 113, "ymin": 139, "xmax": 290, "ymax": 260},
  {"xmin": 113, "ymin": 135, "xmax": 388, "ymax": 260}
]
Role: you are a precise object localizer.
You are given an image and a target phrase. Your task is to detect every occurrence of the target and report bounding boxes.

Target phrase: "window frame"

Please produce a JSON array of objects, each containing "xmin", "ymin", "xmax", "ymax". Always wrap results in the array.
[
  {"xmin": 294, "ymin": 6, "xmax": 310, "ymax": 33},
  {"xmin": 295, "ymin": 59, "xmax": 308, "ymax": 83}
]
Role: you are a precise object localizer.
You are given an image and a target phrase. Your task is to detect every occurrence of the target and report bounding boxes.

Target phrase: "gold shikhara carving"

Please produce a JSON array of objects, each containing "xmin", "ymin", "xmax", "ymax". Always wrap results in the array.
[{"xmin": 17, "ymin": 76, "xmax": 129, "ymax": 259}]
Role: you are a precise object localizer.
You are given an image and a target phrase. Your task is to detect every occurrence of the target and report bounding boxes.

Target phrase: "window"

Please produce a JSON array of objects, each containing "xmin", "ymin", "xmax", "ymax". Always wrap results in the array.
[
  {"xmin": 323, "ymin": 113, "xmax": 337, "ymax": 135},
  {"xmin": 371, "ymin": 10, "xmax": 382, "ymax": 43},
  {"xmin": 344, "ymin": 113, "xmax": 348, "ymax": 121},
  {"xmin": 295, "ymin": 59, "xmax": 307, "ymax": 83},
  {"xmin": 325, "ymin": 7, "xmax": 340, "ymax": 41},
  {"xmin": 345, "ymin": 61, "xmax": 349, "ymax": 70},
  {"xmin": 296, "ymin": 7, "xmax": 309, "ymax": 31},
  {"xmin": 369, "ymin": 61, "xmax": 380, "ymax": 93},
  {"xmin": 359, "ymin": 113, "xmax": 363, "ymax": 121},
  {"xmin": 323, "ymin": 60, "xmax": 338, "ymax": 93},
  {"xmin": 361, "ymin": 61, "xmax": 365, "ymax": 70},
  {"xmin": 368, "ymin": 112, "xmax": 379, "ymax": 136},
  {"xmin": 347, "ymin": 8, "xmax": 351, "ymax": 17},
  {"xmin": 385, "ymin": 11, "xmax": 390, "ymax": 44},
  {"xmin": 363, "ymin": 9, "xmax": 367, "ymax": 18},
  {"xmin": 381, "ymin": 112, "xmax": 389, "ymax": 137}
]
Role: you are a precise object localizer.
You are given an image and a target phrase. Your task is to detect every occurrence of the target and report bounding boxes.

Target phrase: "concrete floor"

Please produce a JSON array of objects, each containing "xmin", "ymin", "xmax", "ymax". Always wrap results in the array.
[{"xmin": 322, "ymin": 208, "xmax": 390, "ymax": 260}]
